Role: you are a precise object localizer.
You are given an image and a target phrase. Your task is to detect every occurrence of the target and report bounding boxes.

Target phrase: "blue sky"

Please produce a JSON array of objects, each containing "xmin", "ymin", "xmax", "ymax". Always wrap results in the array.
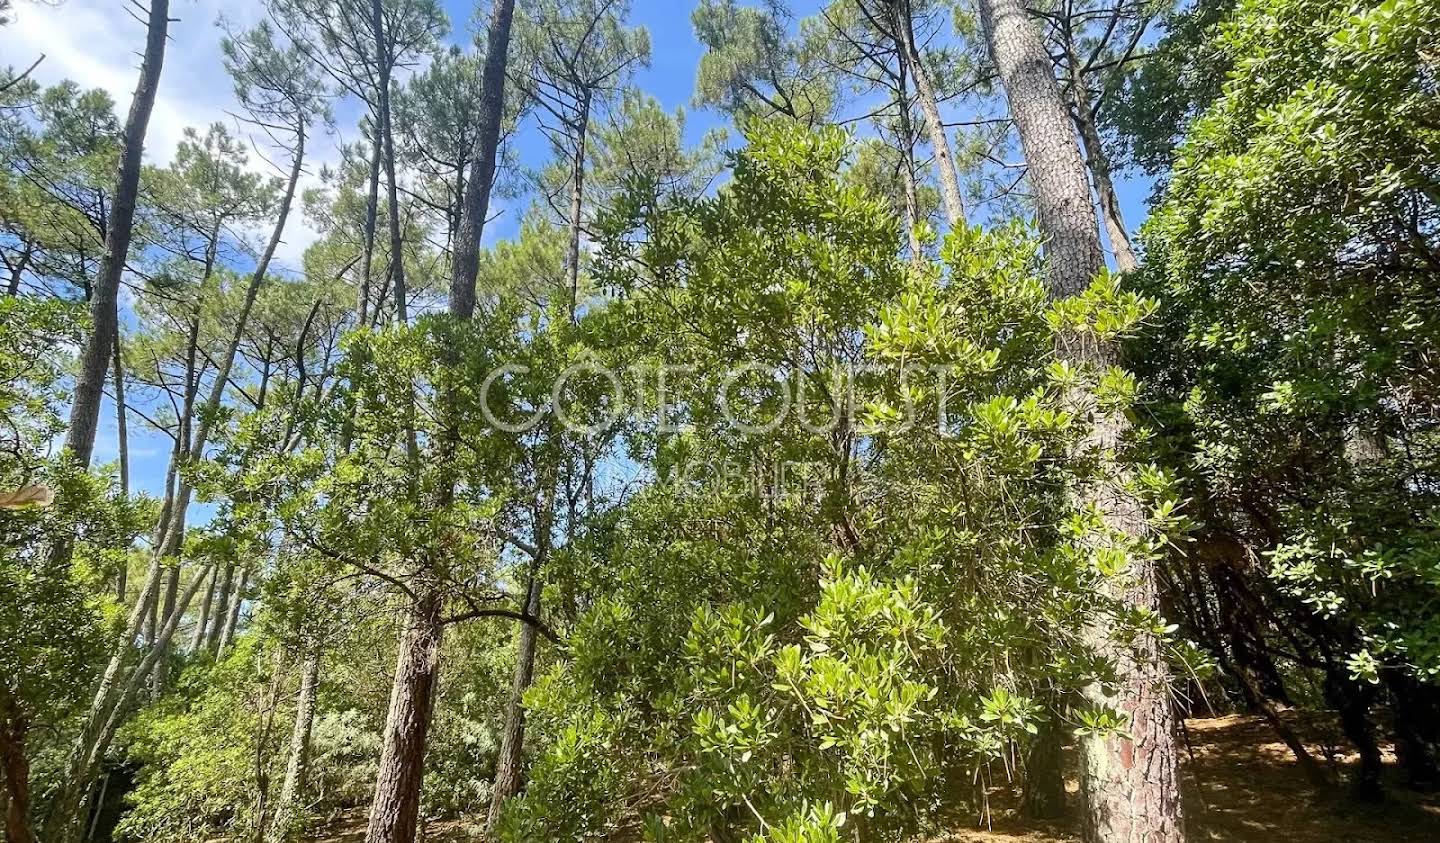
[{"xmin": 2, "ymin": 0, "xmax": 1154, "ymax": 510}]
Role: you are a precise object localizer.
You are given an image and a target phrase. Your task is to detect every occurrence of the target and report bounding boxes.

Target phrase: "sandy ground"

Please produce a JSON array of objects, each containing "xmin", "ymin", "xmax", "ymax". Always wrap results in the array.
[{"xmin": 305, "ymin": 714, "xmax": 1440, "ymax": 842}]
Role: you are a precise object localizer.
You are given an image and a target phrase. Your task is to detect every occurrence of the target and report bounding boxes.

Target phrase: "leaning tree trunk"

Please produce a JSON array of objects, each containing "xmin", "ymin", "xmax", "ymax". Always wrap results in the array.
[
  {"xmin": 364, "ymin": 590, "xmax": 444, "ymax": 843},
  {"xmin": 63, "ymin": 0, "xmax": 170, "ymax": 467},
  {"xmin": 189, "ymin": 567, "xmax": 217, "ymax": 653},
  {"xmin": 1068, "ymin": 68, "xmax": 1137, "ymax": 272},
  {"xmin": 891, "ymin": 0, "xmax": 965, "ymax": 227},
  {"xmin": 45, "ymin": 564, "xmax": 213, "ymax": 843},
  {"xmin": 487, "ymin": 573, "xmax": 543, "ymax": 831},
  {"xmin": 266, "ymin": 649, "xmax": 322, "ymax": 843},
  {"xmin": 979, "ymin": 0, "xmax": 1184, "ymax": 840},
  {"xmin": 112, "ymin": 329, "xmax": 130, "ymax": 602},
  {"xmin": 218, "ymin": 568, "xmax": 248, "ymax": 655},
  {"xmin": 448, "ymin": 0, "xmax": 516, "ymax": 319}
]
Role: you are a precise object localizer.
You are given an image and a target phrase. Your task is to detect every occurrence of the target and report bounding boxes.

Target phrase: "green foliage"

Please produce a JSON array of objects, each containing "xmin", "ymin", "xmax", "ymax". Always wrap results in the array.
[
  {"xmin": 1138, "ymin": 0, "xmax": 1440, "ymax": 685},
  {"xmin": 500, "ymin": 123, "xmax": 1175, "ymax": 842}
]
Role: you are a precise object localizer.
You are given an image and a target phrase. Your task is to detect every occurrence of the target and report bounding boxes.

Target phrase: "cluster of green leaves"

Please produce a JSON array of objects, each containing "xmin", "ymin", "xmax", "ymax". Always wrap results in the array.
[
  {"xmin": 498, "ymin": 123, "xmax": 1181, "ymax": 842},
  {"xmin": 1137, "ymin": 0, "xmax": 1440, "ymax": 685}
]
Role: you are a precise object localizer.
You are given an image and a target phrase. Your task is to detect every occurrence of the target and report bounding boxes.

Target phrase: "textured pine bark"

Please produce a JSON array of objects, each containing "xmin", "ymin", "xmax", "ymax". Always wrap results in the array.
[
  {"xmin": 62, "ymin": 0, "xmax": 170, "ymax": 466},
  {"xmin": 449, "ymin": 0, "xmax": 517, "ymax": 320},
  {"xmin": 364, "ymin": 591, "xmax": 444, "ymax": 843},
  {"xmin": 1, "ymin": 698, "xmax": 35, "ymax": 843},
  {"xmin": 979, "ymin": 0, "xmax": 1184, "ymax": 839}
]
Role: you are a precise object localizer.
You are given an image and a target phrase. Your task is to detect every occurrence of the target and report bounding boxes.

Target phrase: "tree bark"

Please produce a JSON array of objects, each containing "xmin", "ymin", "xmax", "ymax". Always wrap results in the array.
[
  {"xmin": 487, "ymin": 572, "xmax": 543, "ymax": 831},
  {"xmin": 358, "ymin": 122, "xmax": 383, "ymax": 325},
  {"xmin": 218, "ymin": 568, "xmax": 248, "ymax": 655},
  {"xmin": 894, "ymin": 70, "xmax": 924, "ymax": 260},
  {"xmin": 448, "ymin": 0, "xmax": 517, "ymax": 320},
  {"xmin": 1068, "ymin": 68, "xmax": 1137, "ymax": 272},
  {"xmin": 890, "ymin": 0, "xmax": 965, "ymax": 227},
  {"xmin": 45, "ymin": 564, "xmax": 213, "ymax": 843},
  {"xmin": 0, "ymin": 698, "xmax": 35, "ymax": 843},
  {"xmin": 979, "ymin": 0, "xmax": 1183, "ymax": 840},
  {"xmin": 63, "ymin": 0, "xmax": 170, "ymax": 467},
  {"xmin": 206, "ymin": 563, "xmax": 236, "ymax": 654},
  {"xmin": 364, "ymin": 590, "xmax": 444, "ymax": 843},
  {"xmin": 266, "ymin": 649, "xmax": 321, "ymax": 843},
  {"xmin": 112, "ymin": 329, "xmax": 130, "ymax": 602},
  {"xmin": 189, "ymin": 566, "xmax": 217, "ymax": 653},
  {"xmin": 370, "ymin": 0, "xmax": 407, "ymax": 324},
  {"xmin": 566, "ymin": 99, "xmax": 590, "ymax": 321}
]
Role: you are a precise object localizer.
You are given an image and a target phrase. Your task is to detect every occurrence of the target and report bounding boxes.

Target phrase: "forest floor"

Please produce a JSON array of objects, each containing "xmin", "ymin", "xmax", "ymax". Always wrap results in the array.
[{"xmin": 304, "ymin": 713, "xmax": 1440, "ymax": 843}]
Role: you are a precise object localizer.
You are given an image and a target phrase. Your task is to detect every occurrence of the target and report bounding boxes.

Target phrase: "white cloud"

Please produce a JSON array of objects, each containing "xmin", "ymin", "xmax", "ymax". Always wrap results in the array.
[{"xmin": 1, "ymin": 0, "xmax": 332, "ymax": 267}]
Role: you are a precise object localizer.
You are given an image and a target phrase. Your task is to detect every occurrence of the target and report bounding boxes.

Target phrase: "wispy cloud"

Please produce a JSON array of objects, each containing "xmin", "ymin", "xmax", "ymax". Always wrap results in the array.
[{"xmin": 2, "ymin": 0, "xmax": 332, "ymax": 270}]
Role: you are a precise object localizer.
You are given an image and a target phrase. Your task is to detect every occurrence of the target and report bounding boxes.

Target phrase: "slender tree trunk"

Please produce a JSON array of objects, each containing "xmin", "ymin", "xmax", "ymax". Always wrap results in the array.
[
  {"xmin": 1023, "ymin": 716, "xmax": 1067, "ymax": 819},
  {"xmin": 449, "ymin": 0, "xmax": 517, "ymax": 319},
  {"xmin": 45, "ymin": 565, "xmax": 213, "ymax": 843},
  {"xmin": 1068, "ymin": 68, "xmax": 1137, "ymax": 272},
  {"xmin": 267, "ymin": 649, "xmax": 322, "ymax": 843},
  {"xmin": 894, "ymin": 67, "xmax": 924, "ymax": 259},
  {"xmin": 487, "ymin": 573, "xmax": 543, "ymax": 830},
  {"xmin": 361, "ymin": 3, "xmax": 517, "ymax": 838},
  {"xmin": 371, "ymin": 0, "xmax": 407, "ymax": 324},
  {"xmin": 1328, "ymin": 674, "xmax": 1383, "ymax": 800},
  {"xmin": 358, "ymin": 122, "xmax": 382, "ymax": 325},
  {"xmin": 891, "ymin": 0, "xmax": 965, "ymax": 227},
  {"xmin": 252, "ymin": 651, "xmax": 288, "ymax": 842},
  {"xmin": 112, "ymin": 330, "xmax": 130, "ymax": 602},
  {"xmin": 566, "ymin": 101, "xmax": 590, "ymax": 321},
  {"xmin": 979, "ymin": 1, "xmax": 1183, "ymax": 840},
  {"xmin": 219, "ymin": 568, "xmax": 248, "ymax": 655},
  {"xmin": 1388, "ymin": 674, "xmax": 1440, "ymax": 790},
  {"xmin": 189, "ymin": 567, "xmax": 217, "ymax": 653},
  {"xmin": 206, "ymin": 563, "xmax": 236, "ymax": 653},
  {"xmin": 364, "ymin": 590, "xmax": 444, "ymax": 843},
  {"xmin": 3, "ymin": 241, "xmax": 30, "ymax": 295},
  {"xmin": 63, "ymin": 0, "xmax": 170, "ymax": 466}
]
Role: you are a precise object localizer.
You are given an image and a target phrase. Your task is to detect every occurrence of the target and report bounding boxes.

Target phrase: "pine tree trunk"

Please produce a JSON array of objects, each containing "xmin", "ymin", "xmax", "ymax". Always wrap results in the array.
[
  {"xmin": 449, "ymin": 0, "xmax": 516, "ymax": 318},
  {"xmin": 358, "ymin": 122, "xmax": 382, "ymax": 325},
  {"xmin": 566, "ymin": 99, "xmax": 590, "ymax": 321},
  {"xmin": 364, "ymin": 590, "xmax": 444, "ymax": 843},
  {"xmin": 487, "ymin": 573, "xmax": 543, "ymax": 831},
  {"xmin": 206, "ymin": 563, "xmax": 236, "ymax": 654},
  {"xmin": 1, "ymin": 698, "xmax": 35, "ymax": 843},
  {"xmin": 189, "ymin": 567, "xmax": 217, "ymax": 653},
  {"xmin": 1068, "ymin": 70, "xmax": 1137, "ymax": 272},
  {"xmin": 979, "ymin": 0, "xmax": 1184, "ymax": 840},
  {"xmin": 370, "ymin": 0, "xmax": 407, "ymax": 324},
  {"xmin": 894, "ymin": 69, "xmax": 924, "ymax": 259},
  {"xmin": 112, "ymin": 329, "xmax": 130, "ymax": 602},
  {"xmin": 219, "ymin": 568, "xmax": 248, "ymax": 655},
  {"xmin": 45, "ymin": 564, "xmax": 213, "ymax": 843},
  {"xmin": 267, "ymin": 649, "xmax": 321, "ymax": 843},
  {"xmin": 62, "ymin": 0, "xmax": 169, "ymax": 467},
  {"xmin": 891, "ymin": 0, "xmax": 965, "ymax": 227}
]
